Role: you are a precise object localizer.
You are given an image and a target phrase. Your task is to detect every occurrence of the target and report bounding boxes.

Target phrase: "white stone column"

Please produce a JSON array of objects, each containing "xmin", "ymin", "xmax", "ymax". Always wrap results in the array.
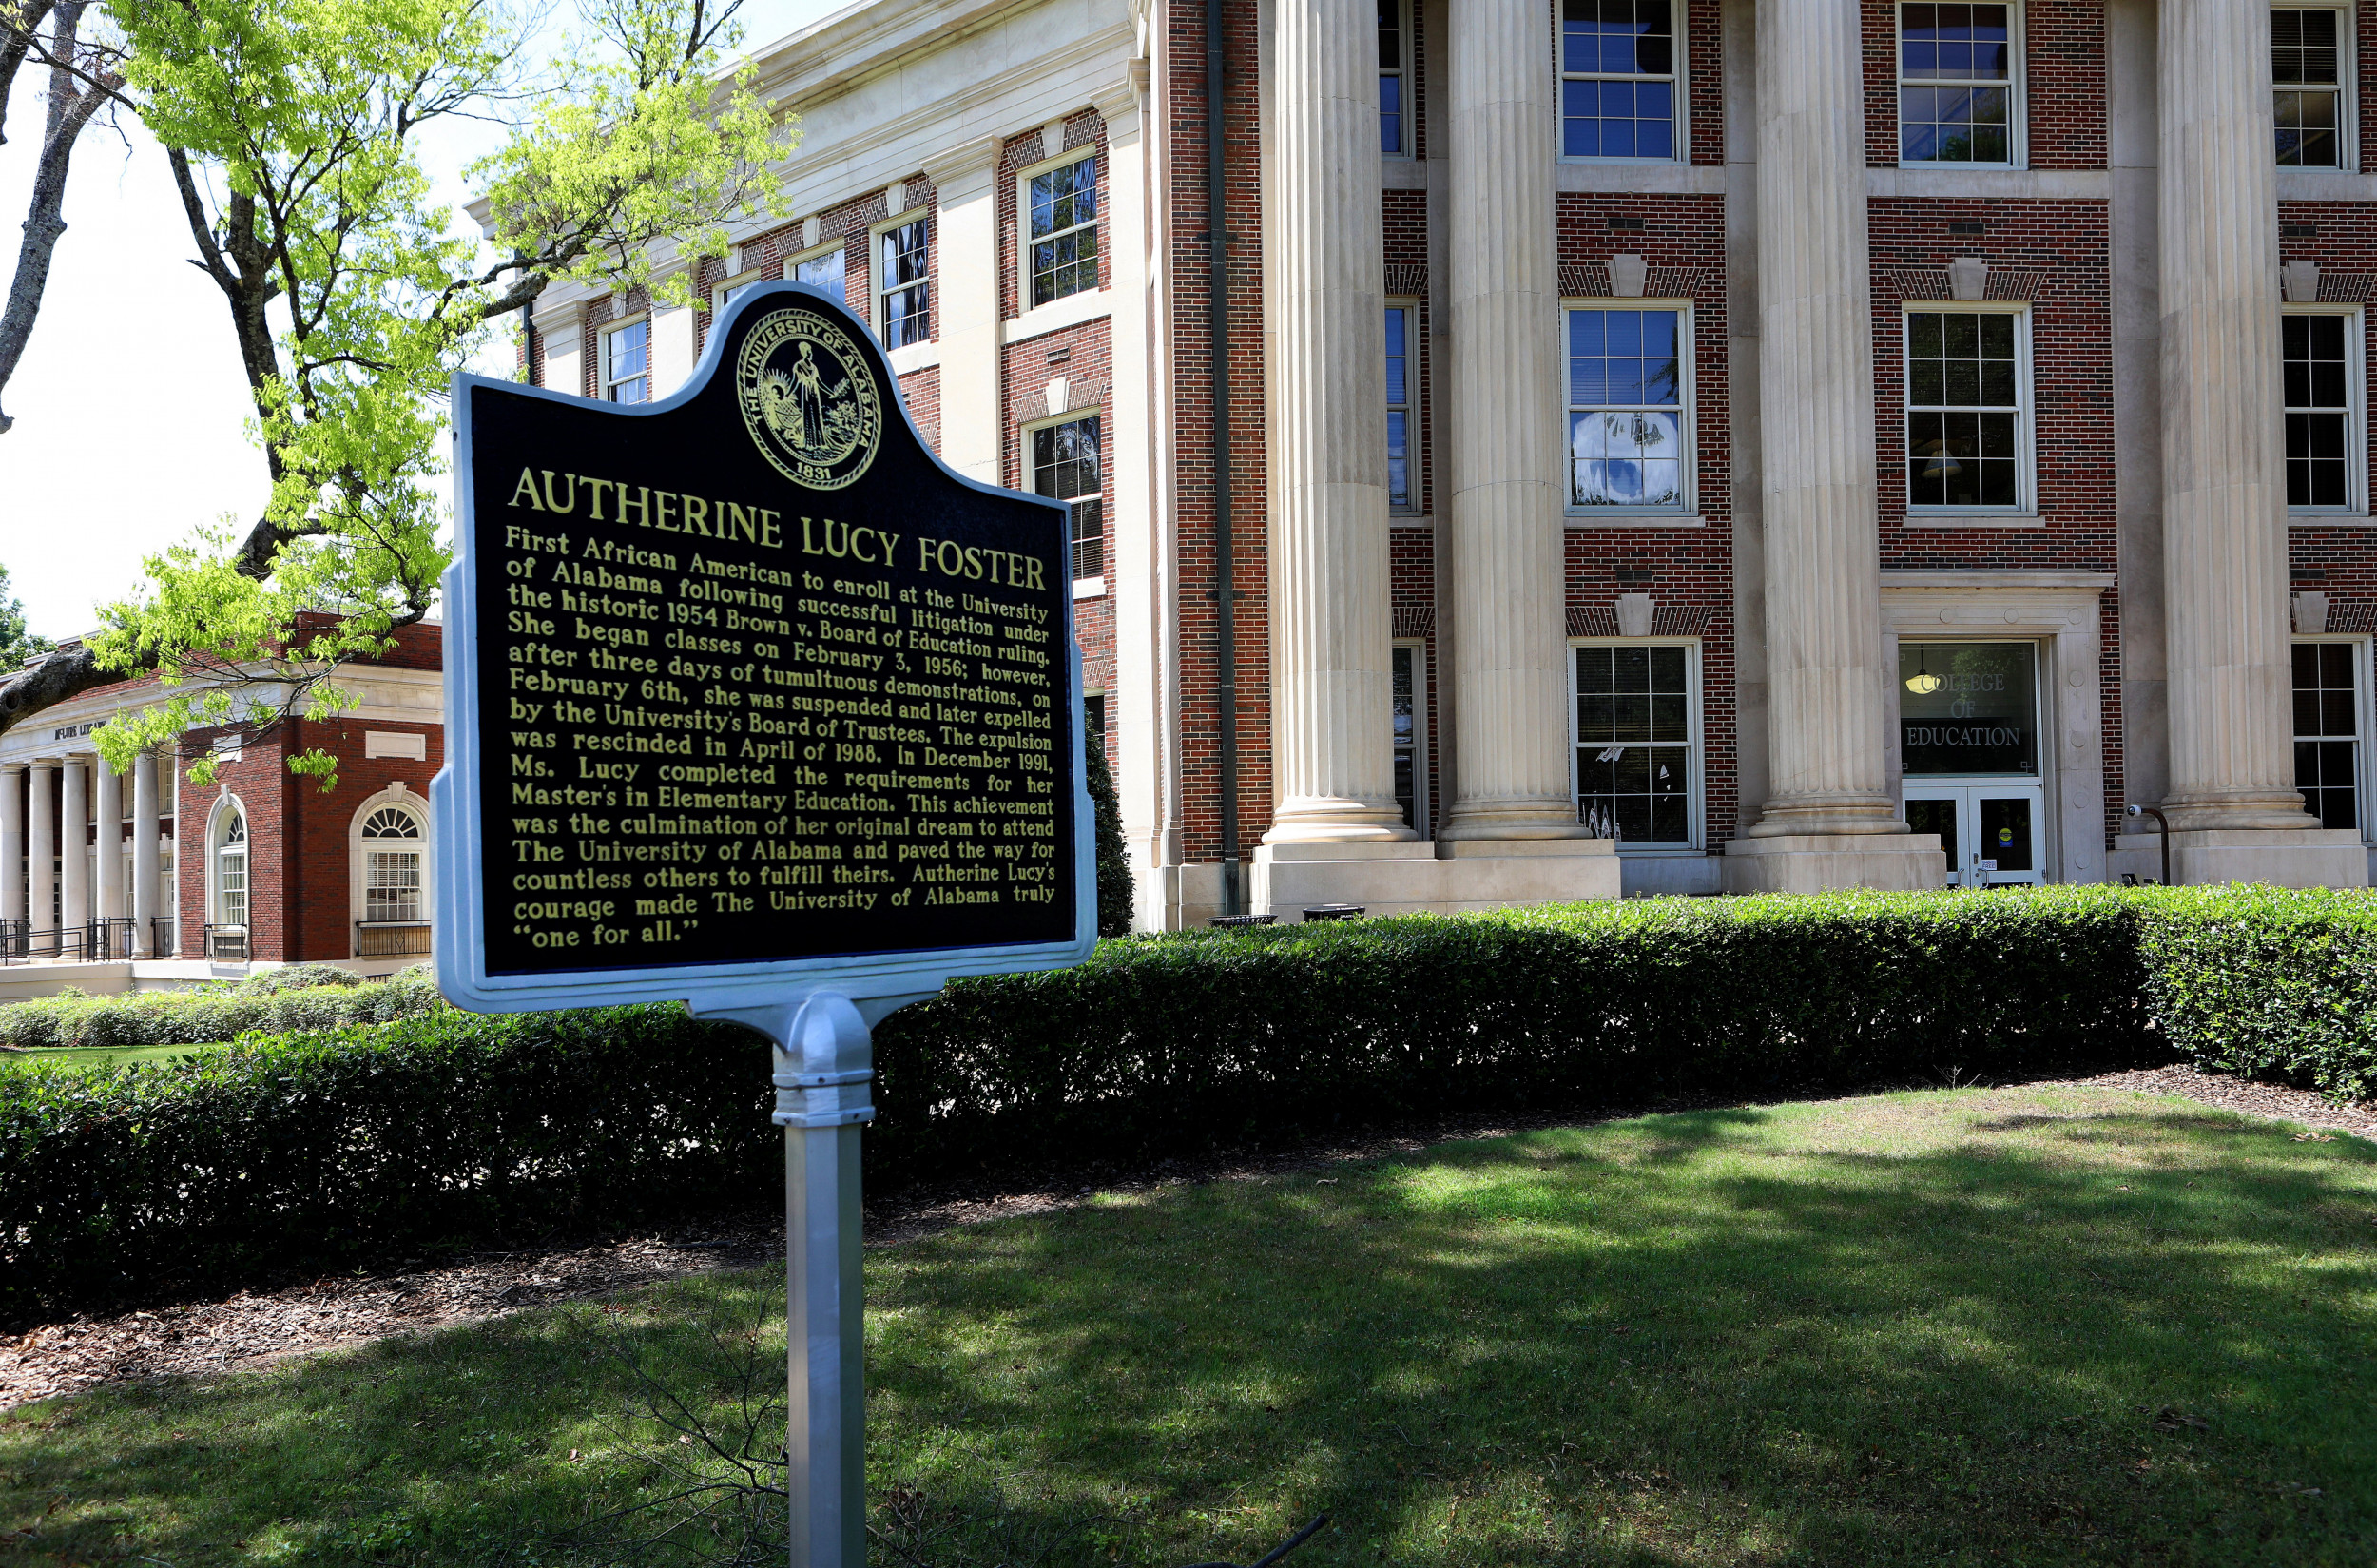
[
  {"xmin": 1260, "ymin": 0, "xmax": 1411, "ymax": 845},
  {"xmin": 2134, "ymin": 0, "xmax": 2361, "ymax": 886},
  {"xmin": 1723, "ymin": 0, "xmax": 1942, "ymax": 892},
  {"xmin": 58, "ymin": 755, "xmax": 88, "ymax": 942},
  {"xmin": 648, "ymin": 263, "xmax": 700, "ymax": 398},
  {"xmin": 93, "ymin": 750, "xmax": 122, "ymax": 926},
  {"xmin": 533, "ymin": 298, "xmax": 586, "ymax": 397},
  {"xmin": 1438, "ymin": 0, "xmax": 1595, "ymax": 843},
  {"xmin": 1094, "ymin": 70, "xmax": 1172, "ymax": 920},
  {"xmin": 27, "ymin": 757, "xmax": 53, "ymax": 946},
  {"xmin": 0, "ymin": 763, "xmax": 22, "ymax": 928},
  {"xmin": 923, "ymin": 135, "xmax": 1005, "ymax": 483},
  {"xmin": 94, "ymin": 753, "xmax": 124, "ymax": 925},
  {"xmin": 131, "ymin": 749, "xmax": 161, "ymax": 957}
]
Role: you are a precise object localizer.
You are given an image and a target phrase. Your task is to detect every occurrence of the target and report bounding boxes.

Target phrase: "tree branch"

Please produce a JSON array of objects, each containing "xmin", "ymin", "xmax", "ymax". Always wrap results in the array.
[
  {"xmin": 0, "ymin": 0, "xmax": 120, "ymax": 434},
  {"xmin": 0, "ymin": 644, "xmax": 111, "ymax": 736}
]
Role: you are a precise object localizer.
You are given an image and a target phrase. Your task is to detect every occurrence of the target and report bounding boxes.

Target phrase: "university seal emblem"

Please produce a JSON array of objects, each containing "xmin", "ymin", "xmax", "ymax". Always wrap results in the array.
[{"xmin": 735, "ymin": 307, "xmax": 882, "ymax": 490}]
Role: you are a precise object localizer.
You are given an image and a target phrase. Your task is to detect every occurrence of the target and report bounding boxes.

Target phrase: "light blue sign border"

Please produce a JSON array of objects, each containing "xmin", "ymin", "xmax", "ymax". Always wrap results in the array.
[{"xmin": 432, "ymin": 281, "xmax": 1098, "ymax": 1016}]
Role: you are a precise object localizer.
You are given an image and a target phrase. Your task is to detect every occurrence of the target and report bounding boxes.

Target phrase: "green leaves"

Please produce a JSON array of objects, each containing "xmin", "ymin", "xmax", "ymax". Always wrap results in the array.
[{"xmin": 68, "ymin": 0, "xmax": 793, "ymax": 785}]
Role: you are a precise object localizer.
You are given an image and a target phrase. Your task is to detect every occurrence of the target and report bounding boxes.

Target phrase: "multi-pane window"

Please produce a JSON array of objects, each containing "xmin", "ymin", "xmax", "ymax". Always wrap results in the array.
[
  {"xmin": 602, "ymin": 319, "xmax": 648, "ymax": 404},
  {"xmin": 1380, "ymin": 0, "xmax": 1409, "ymax": 155},
  {"xmin": 1386, "ymin": 305, "xmax": 1416, "ymax": 512},
  {"xmin": 1575, "ymin": 644, "xmax": 1694, "ymax": 846},
  {"xmin": 879, "ymin": 219, "xmax": 931, "ymax": 348},
  {"xmin": 2274, "ymin": 6, "xmax": 2347, "ymax": 167},
  {"xmin": 216, "ymin": 811, "xmax": 247, "ymax": 928},
  {"xmin": 2293, "ymin": 641, "xmax": 2363, "ymax": 831},
  {"xmin": 1567, "ymin": 307, "xmax": 1687, "ymax": 512},
  {"xmin": 1560, "ymin": 0, "xmax": 1677, "ymax": 160},
  {"xmin": 792, "ymin": 245, "xmax": 846, "ymax": 297},
  {"xmin": 361, "ymin": 806, "xmax": 424, "ymax": 923},
  {"xmin": 1898, "ymin": 4, "xmax": 2015, "ymax": 165},
  {"xmin": 1027, "ymin": 157, "xmax": 1100, "ymax": 308},
  {"xmin": 2285, "ymin": 310, "xmax": 2357, "ymax": 509},
  {"xmin": 1393, "ymin": 643, "xmax": 1425, "ymax": 832},
  {"xmin": 1033, "ymin": 416, "xmax": 1104, "ymax": 580},
  {"xmin": 1904, "ymin": 308, "xmax": 2025, "ymax": 510}
]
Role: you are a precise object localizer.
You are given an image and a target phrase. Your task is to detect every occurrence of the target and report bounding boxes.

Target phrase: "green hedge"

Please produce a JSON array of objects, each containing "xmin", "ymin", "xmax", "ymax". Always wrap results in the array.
[
  {"xmin": 1, "ymin": 1004, "xmax": 772, "ymax": 1323},
  {"xmin": 0, "ymin": 964, "xmax": 447, "ymax": 1049},
  {"xmin": 2134, "ymin": 885, "xmax": 2377, "ymax": 1101},
  {"xmin": 868, "ymin": 885, "xmax": 2163, "ymax": 1180},
  {"xmin": 8, "ymin": 886, "xmax": 2377, "ymax": 1323}
]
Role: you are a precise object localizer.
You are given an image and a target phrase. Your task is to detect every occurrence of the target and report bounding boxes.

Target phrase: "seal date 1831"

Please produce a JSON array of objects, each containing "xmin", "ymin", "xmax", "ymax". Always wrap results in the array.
[{"xmin": 735, "ymin": 305, "xmax": 883, "ymax": 490}]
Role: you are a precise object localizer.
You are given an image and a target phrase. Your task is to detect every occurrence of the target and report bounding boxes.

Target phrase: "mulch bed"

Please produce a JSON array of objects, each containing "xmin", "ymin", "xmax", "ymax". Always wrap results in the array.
[{"xmin": 6, "ymin": 1064, "xmax": 2369, "ymax": 1412}]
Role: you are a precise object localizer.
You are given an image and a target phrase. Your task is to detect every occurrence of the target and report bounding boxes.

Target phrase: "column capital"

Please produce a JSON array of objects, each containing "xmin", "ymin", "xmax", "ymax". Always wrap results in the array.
[{"xmin": 529, "ymin": 293, "xmax": 585, "ymax": 340}]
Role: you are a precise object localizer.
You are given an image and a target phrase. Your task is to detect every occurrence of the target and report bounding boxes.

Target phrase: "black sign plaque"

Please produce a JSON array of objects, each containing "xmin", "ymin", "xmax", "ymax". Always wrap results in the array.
[{"xmin": 436, "ymin": 283, "xmax": 1085, "ymax": 997}]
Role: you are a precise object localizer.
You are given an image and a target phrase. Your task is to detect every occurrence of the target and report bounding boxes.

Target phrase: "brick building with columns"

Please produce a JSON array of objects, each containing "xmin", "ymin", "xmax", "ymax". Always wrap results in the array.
[
  {"xmin": 0, "ymin": 626, "xmax": 444, "ymax": 974},
  {"xmin": 512, "ymin": 0, "xmax": 2377, "ymax": 918}
]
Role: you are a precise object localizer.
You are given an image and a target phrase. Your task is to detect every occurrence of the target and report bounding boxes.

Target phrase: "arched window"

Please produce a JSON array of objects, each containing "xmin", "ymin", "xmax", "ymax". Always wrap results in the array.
[
  {"xmin": 360, "ymin": 805, "xmax": 423, "ymax": 923},
  {"xmin": 216, "ymin": 809, "xmax": 248, "ymax": 928}
]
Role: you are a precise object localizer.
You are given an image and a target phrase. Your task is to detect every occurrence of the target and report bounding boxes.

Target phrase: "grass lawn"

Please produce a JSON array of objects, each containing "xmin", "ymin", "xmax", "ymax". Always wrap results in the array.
[
  {"xmin": 4, "ymin": 1085, "xmax": 2374, "ymax": 1567},
  {"xmin": 1, "ymin": 1040, "xmax": 212, "ymax": 1072}
]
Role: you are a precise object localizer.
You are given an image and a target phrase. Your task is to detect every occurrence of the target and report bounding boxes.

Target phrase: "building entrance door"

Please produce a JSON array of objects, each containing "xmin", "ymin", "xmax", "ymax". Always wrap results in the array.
[
  {"xmin": 1904, "ymin": 784, "xmax": 2046, "ymax": 886},
  {"xmin": 1898, "ymin": 640, "xmax": 2048, "ymax": 887}
]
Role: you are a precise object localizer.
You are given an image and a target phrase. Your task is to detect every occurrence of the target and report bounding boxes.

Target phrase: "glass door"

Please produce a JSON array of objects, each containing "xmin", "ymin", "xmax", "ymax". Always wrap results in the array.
[
  {"xmin": 1904, "ymin": 784, "xmax": 2044, "ymax": 887},
  {"xmin": 1900, "ymin": 641, "xmax": 2048, "ymax": 885}
]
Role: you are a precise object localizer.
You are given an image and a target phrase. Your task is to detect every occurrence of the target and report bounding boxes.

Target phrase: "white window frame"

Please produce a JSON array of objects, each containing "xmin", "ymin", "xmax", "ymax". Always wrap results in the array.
[
  {"xmin": 784, "ymin": 240, "xmax": 848, "ymax": 296},
  {"xmin": 600, "ymin": 315, "xmax": 650, "ymax": 404},
  {"xmin": 1015, "ymin": 147, "xmax": 1103, "ymax": 312},
  {"xmin": 2291, "ymin": 633, "xmax": 2375, "ymax": 839},
  {"xmin": 348, "ymin": 785, "xmax": 433, "ymax": 932},
  {"xmin": 1568, "ymin": 637, "xmax": 1703, "ymax": 852},
  {"xmin": 2285, "ymin": 302, "xmax": 2367, "ymax": 516},
  {"xmin": 1902, "ymin": 300, "xmax": 2035, "ymax": 517},
  {"xmin": 1023, "ymin": 409, "xmax": 1107, "ymax": 591},
  {"xmin": 2274, "ymin": 2, "xmax": 2357, "ymax": 171},
  {"xmin": 711, "ymin": 269, "xmax": 763, "ymax": 318},
  {"xmin": 873, "ymin": 211, "xmax": 933, "ymax": 348},
  {"xmin": 1385, "ymin": 300, "xmax": 1420, "ymax": 514},
  {"xmin": 1894, "ymin": 0, "xmax": 2026, "ymax": 170},
  {"xmin": 1392, "ymin": 638, "xmax": 1429, "ymax": 835},
  {"xmin": 1556, "ymin": 0, "xmax": 1690, "ymax": 166},
  {"xmin": 1562, "ymin": 298, "xmax": 1696, "ymax": 519},
  {"xmin": 1380, "ymin": 0, "xmax": 1414, "ymax": 160},
  {"xmin": 209, "ymin": 796, "xmax": 249, "ymax": 928}
]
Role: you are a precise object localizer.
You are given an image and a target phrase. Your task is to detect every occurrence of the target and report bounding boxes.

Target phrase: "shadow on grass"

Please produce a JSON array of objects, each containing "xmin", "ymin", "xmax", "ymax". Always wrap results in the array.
[{"xmin": 5, "ymin": 1092, "xmax": 2374, "ymax": 1568}]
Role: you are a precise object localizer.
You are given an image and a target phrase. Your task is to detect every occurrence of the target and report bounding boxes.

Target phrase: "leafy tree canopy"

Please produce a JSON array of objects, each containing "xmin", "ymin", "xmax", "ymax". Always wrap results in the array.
[{"xmin": 0, "ymin": 0, "xmax": 792, "ymax": 787}]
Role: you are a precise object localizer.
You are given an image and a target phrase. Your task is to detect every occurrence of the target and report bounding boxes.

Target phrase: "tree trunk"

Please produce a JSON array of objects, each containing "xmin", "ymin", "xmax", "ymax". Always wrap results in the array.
[{"xmin": 0, "ymin": 0, "xmax": 122, "ymax": 436}]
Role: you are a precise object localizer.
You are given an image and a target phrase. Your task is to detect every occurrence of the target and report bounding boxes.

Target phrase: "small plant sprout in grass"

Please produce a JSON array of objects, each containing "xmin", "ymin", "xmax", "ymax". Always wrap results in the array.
[{"xmin": 6, "ymin": 1083, "xmax": 2375, "ymax": 1566}]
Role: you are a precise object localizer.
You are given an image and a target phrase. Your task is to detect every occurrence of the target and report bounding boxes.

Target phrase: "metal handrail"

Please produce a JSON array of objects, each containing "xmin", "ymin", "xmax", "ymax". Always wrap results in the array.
[{"xmin": 203, "ymin": 923, "xmax": 250, "ymax": 963}]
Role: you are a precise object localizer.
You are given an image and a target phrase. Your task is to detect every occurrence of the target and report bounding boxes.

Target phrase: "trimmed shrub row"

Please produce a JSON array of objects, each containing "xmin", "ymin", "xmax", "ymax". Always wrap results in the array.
[
  {"xmin": 6, "ymin": 885, "xmax": 2374, "ymax": 1322},
  {"xmin": 0, "ymin": 963, "xmax": 448, "ymax": 1049},
  {"xmin": 3, "ymin": 1003, "xmax": 773, "ymax": 1323}
]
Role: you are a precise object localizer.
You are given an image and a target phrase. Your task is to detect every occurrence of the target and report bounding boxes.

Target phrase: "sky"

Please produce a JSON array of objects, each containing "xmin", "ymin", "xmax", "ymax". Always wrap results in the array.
[{"xmin": 0, "ymin": 0, "xmax": 849, "ymax": 640}]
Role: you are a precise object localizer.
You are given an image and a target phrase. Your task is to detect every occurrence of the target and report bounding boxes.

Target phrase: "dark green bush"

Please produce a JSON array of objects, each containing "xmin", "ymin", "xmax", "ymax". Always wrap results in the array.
[
  {"xmin": 0, "ymin": 963, "xmax": 447, "ymax": 1049},
  {"xmin": 2133, "ymin": 885, "xmax": 2377, "ymax": 1101},
  {"xmin": 0, "ymin": 1004, "xmax": 772, "ymax": 1324},
  {"xmin": 870, "ymin": 886, "xmax": 2163, "ymax": 1181},
  {"xmin": 10, "ymin": 885, "xmax": 2377, "ymax": 1323}
]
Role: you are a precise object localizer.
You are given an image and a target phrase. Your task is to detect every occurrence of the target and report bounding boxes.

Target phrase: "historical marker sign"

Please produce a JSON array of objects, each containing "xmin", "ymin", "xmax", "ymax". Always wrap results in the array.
[{"xmin": 433, "ymin": 282, "xmax": 1095, "ymax": 1013}]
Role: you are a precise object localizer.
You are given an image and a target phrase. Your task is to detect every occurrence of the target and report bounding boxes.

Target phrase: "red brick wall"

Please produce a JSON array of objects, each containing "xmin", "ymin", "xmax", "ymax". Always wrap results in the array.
[
  {"xmin": 1166, "ymin": 0, "xmax": 1273, "ymax": 859},
  {"xmin": 286, "ymin": 719, "xmax": 444, "ymax": 961}
]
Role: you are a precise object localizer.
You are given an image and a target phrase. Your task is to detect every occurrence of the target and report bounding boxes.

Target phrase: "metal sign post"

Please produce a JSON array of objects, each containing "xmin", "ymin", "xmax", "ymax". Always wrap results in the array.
[{"xmin": 434, "ymin": 282, "xmax": 1096, "ymax": 1568}]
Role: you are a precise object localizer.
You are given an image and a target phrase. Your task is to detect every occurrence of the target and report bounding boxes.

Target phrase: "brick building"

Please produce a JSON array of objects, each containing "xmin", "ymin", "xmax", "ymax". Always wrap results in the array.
[
  {"xmin": 0, "ymin": 625, "xmax": 445, "ymax": 970},
  {"xmin": 67, "ymin": 0, "xmax": 2343, "ymax": 932},
  {"xmin": 10, "ymin": 0, "xmax": 2367, "ymax": 948}
]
